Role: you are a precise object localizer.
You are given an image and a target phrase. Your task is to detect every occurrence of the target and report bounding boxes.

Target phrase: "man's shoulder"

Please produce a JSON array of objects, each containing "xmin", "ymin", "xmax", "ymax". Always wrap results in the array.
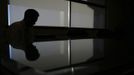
[
  {"xmin": 11, "ymin": 21, "xmax": 24, "ymax": 25},
  {"xmin": 10, "ymin": 21, "xmax": 25, "ymax": 29}
]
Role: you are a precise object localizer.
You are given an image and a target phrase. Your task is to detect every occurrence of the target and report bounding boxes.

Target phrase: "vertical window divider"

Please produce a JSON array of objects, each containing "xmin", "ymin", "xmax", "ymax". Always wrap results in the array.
[{"xmin": 67, "ymin": 0, "xmax": 72, "ymax": 66}]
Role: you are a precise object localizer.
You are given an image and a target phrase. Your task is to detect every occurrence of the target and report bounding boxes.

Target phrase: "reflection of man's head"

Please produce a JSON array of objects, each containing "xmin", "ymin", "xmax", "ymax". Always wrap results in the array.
[{"xmin": 23, "ymin": 9, "xmax": 39, "ymax": 27}]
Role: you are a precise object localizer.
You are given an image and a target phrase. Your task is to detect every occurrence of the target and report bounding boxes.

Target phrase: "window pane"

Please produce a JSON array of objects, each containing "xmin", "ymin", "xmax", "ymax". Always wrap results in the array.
[
  {"xmin": 71, "ymin": 2, "xmax": 94, "ymax": 28},
  {"xmin": 10, "ymin": 41, "xmax": 68, "ymax": 70},
  {"xmin": 9, "ymin": 0, "xmax": 68, "ymax": 27},
  {"xmin": 9, "ymin": 0, "xmax": 69, "ymax": 71},
  {"xmin": 71, "ymin": 39, "xmax": 93, "ymax": 64},
  {"xmin": 71, "ymin": 2, "xmax": 94, "ymax": 64}
]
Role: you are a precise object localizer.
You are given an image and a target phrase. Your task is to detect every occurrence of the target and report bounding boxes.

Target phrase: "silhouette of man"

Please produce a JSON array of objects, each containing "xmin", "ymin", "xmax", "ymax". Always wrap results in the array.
[{"xmin": 9, "ymin": 9, "xmax": 40, "ymax": 61}]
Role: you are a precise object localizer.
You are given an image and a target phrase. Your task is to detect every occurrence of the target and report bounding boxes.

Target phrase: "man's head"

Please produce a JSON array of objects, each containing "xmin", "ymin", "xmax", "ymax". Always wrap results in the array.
[{"xmin": 23, "ymin": 9, "xmax": 39, "ymax": 27}]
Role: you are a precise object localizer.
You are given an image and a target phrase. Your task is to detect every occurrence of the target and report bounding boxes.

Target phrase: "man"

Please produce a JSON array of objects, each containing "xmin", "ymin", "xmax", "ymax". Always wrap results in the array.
[{"xmin": 9, "ymin": 9, "xmax": 40, "ymax": 61}]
